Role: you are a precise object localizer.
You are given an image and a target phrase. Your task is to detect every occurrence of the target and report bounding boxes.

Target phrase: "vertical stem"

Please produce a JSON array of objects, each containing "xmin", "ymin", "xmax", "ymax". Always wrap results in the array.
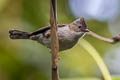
[{"xmin": 50, "ymin": 0, "xmax": 59, "ymax": 80}]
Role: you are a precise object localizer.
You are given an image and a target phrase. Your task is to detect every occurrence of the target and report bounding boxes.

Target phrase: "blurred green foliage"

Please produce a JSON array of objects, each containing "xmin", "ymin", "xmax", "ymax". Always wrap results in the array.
[
  {"xmin": 0, "ymin": 0, "xmax": 120, "ymax": 80},
  {"xmin": 61, "ymin": 78, "xmax": 101, "ymax": 80}
]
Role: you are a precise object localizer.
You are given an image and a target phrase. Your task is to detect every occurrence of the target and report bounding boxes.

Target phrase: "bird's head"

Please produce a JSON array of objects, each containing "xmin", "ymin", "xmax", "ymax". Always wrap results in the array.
[{"xmin": 71, "ymin": 18, "xmax": 89, "ymax": 33}]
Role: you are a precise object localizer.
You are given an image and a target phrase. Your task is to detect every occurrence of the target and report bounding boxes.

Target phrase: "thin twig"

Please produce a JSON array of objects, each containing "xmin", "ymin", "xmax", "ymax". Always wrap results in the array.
[
  {"xmin": 87, "ymin": 31, "xmax": 120, "ymax": 44},
  {"xmin": 50, "ymin": 0, "xmax": 59, "ymax": 80},
  {"xmin": 81, "ymin": 18, "xmax": 120, "ymax": 44}
]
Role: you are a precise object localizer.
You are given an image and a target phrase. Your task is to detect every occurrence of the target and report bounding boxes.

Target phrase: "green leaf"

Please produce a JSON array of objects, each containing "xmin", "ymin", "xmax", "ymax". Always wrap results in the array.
[
  {"xmin": 60, "ymin": 39, "xmax": 112, "ymax": 79},
  {"xmin": 78, "ymin": 39, "xmax": 112, "ymax": 80}
]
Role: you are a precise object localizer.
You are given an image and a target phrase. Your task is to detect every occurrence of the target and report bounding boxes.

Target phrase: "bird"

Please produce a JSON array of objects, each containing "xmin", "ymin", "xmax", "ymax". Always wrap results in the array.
[{"xmin": 9, "ymin": 18, "xmax": 89, "ymax": 51}]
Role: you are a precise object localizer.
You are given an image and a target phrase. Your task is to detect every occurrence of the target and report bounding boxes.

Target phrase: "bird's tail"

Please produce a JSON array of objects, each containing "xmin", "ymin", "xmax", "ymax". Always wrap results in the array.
[{"xmin": 9, "ymin": 30, "xmax": 31, "ymax": 39}]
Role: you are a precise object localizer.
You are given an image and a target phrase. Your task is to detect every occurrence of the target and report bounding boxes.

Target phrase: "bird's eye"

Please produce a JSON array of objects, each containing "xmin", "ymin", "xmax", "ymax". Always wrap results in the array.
[{"xmin": 78, "ymin": 26, "xmax": 81, "ymax": 28}]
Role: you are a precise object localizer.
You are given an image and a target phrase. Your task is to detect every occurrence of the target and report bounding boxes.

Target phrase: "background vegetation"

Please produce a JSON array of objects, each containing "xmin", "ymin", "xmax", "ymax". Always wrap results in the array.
[{"xmin": 0, "ymin": 0, "xmax": 120, "ymax": 80}]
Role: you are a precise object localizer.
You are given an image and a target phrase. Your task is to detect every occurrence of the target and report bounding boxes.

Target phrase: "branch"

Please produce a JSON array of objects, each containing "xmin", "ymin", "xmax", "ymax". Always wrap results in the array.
[
  {"xmin": 87, "ymin": 31, "xmax": 120, "ymax": 44},
  {"xmin": 81, "ymin": 18, "xmax": 120, "ymax": 44},
  {"xmin": 50, "ymin": 0, "xmax": 59, "ymax": 80}
]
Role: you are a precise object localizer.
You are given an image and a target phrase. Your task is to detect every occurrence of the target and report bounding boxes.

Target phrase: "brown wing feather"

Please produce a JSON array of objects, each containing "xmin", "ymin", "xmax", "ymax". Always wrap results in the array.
[{"xmin": 30, "ymin": 24, "xmax": 67, "ymax": 36}]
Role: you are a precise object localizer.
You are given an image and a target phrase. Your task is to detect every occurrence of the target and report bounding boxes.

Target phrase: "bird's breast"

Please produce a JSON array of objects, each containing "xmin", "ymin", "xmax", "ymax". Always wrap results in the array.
[{"xmin": 57, "ymin": 26, "xmax": 83, "ymax": 51}]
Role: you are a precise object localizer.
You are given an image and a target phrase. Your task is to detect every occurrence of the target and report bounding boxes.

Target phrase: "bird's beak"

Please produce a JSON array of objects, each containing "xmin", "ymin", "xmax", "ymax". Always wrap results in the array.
[{"xmin": 81, "ymin": 29, "xmax": 89, "ymax": 32}]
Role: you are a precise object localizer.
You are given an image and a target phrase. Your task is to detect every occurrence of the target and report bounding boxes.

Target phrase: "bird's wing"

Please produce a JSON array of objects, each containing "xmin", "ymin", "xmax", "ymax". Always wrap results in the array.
[
  {"xmin": 30, "ymin": 24, "xmax": 67, "ymax": 36},
  {"xmin": 30, "ymin": 26, "xmax": 50, "ymax": 35}
]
